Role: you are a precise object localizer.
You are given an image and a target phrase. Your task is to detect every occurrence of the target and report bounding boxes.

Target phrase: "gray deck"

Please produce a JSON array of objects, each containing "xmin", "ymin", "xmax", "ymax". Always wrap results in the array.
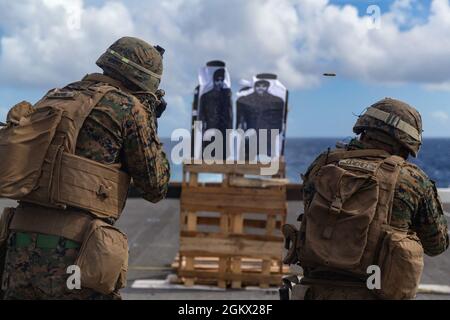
[{"xmin": 1, "ymin": 198, "xmax": 449, "ymax": 300}]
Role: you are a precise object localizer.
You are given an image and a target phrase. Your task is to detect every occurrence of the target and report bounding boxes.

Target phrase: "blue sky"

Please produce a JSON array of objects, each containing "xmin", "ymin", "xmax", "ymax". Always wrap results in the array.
[
  {"xmin": 290, "ymin": 78, "xmax": 450, "ymax": 138},
  {"xmin": 1, "ymin": 0, "xmax": 450, "ymax": 138},
  {"xmin": 331, "ymin": 0, "xmax": 407, "ymax": 12}
]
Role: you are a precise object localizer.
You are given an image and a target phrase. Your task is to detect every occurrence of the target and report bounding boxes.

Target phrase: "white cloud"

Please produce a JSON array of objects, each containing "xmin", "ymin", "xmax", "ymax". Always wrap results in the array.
[
  {"xmin": 425, "ymin": 82, "xmax": 450, "ymax": 91},
  {"xmin": 431, "ymin": 110, "xmax": 450, "ymax": 123},
  {"xmin": 3, "ymin": 0, "xmax": 450, "ymax": 134},
  {"xmin": 2, "ymin": 0, "xmax": 450, "ymax": 91},
  {"xmin": 0, "ymin": 0, "xmax": 134, "ymax": 88}
]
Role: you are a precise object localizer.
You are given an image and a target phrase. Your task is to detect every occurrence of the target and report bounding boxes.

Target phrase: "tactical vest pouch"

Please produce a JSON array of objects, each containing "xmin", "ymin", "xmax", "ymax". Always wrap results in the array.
[
  {"xmin": 0, "ymin": 107, "xmax": 63, "ymax": 198},
  {"xmin": 25, "ymin": 151, "xmax": 131, "ymax": 220},
  {"xmin": 57, "ymin": 153, "xmax": 130, "ymax": 219},
  {"xmin": 75, "ymin": 219, "xmax": 129, "ymax": 295},
  {"xmin": 375, "ymin": 229, "xmax": 424, "ymax": 299},
  {"xmin": 299, "ymin": 164, "xmax": 379, "ymax": 271}
]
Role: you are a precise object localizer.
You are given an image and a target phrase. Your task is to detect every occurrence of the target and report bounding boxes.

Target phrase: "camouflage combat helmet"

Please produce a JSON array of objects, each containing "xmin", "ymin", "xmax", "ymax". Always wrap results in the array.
[
  {"xmin": 96, "ymin": 36, "xmax": 164, "ymax": 94},
  {"xmin": 353, "ymin": 98, "xmax": 423, "ymax": 157}
]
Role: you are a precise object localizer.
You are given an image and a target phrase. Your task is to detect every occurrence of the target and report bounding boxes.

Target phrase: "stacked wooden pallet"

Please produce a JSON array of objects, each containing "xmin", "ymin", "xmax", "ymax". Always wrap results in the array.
[{"xmin": 175, "ymin": 161, "xmax": 288, "ymax": 289}]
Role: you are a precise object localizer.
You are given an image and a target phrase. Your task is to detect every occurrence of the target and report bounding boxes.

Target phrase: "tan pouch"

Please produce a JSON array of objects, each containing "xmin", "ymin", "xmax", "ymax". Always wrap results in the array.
[
  {"xmin": 75, "ymin": 219, "xmax": 129, "ymax": 295},
  {"xmin": 300, "ymin": 164, "xmax": 379, "ymax": 270},
  {"xmin": 0, "ymin": 107, "xmax": 63, "ymax": 198},
  {"xmin": 116, "ymin": 262, "xmax": 128, "ymax": 290},
  {"xmin": 376, "ymin": 229, "xmax": 424, "ymax": 300}
]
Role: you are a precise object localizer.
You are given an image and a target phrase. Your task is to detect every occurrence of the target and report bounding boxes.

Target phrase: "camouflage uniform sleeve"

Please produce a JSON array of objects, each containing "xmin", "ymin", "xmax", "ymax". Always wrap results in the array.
[
  {"xmin": 413, "ymin": 179, "xmax": 449, "ymax": 256},
  {"xmin": 123, "ymin": 98, "xmax": 170, "ymax": 203}
]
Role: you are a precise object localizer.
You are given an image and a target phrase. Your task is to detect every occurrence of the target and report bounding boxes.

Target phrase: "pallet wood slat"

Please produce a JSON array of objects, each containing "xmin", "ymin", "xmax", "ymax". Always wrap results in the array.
[
  {"xmin": 181, "ymin": 204, "xmax": 285, "ymax": 216},
  {"xmin": 181, "ymin": 193, "xmax": 286, "ymax": 210},
  {"xmin": 178, "ymin": 270, "xmax": 282, "ymax": 285},
  {"xmin": 173, "ymin": 255, "xmax": 287, "ymax": 272},
  {"xmin": 183, "ymin": 162, "xmax": 286, "ymax": 176},
  {"xmin": 179, "ymin": 237, "xmax": 283, "ymax": 259},
  {"xmin": 195, "ymin": 217, "xmax": 283, "ymax": 230},
  {"xmin": 180, "ymin": 231, "xmax": 284, "ymax": 242},
  {"xmin": 185, "ymin": 185, "xmax": 286, "ymax": 196}
]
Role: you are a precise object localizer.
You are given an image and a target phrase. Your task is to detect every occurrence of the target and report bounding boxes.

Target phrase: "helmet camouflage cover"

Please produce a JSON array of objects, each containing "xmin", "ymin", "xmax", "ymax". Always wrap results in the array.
[
  {"xmin": 7, "ymin": 101, "xmax": 34, "ymax": 125},
  {"xmin": 96, "ymin": 36, "xmax": 163, "ymax": 94},
  {"xmin": 353, "ymin": 98, "xmax": 423, "ymax": 157}
]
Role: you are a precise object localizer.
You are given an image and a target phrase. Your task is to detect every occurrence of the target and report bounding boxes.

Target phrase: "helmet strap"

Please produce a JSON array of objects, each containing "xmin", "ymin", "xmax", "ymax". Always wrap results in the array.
[{"xmin": 364, "ymin": 107, "xmax": 422, "ymax": 142}]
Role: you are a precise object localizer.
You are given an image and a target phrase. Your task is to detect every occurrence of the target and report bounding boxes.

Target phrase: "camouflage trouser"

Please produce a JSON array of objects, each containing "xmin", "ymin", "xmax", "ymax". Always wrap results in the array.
[
  {"xmin": 303, "ymin": 283, "xmax": 378, "ymax": 300},
  {"xmin": 1, "ymin": 232, "xmax": 120, "ymax": 300}
]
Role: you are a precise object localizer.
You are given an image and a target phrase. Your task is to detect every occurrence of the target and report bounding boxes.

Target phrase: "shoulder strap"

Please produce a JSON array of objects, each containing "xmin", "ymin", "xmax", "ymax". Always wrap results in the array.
[
  {"xmin": 68, "ymin": 85, "xmax": 115, "ymax": 153},
  {"xmin": 360, "ymin": 155, "xmax": 404, "ymax": 269},
  {"xmin": 37, "ymin": 83, "xmax": 116, "ymax": 154},
  {"xmin": 376, "ymin": 155, "xmax": 404, "ymax": 224}
]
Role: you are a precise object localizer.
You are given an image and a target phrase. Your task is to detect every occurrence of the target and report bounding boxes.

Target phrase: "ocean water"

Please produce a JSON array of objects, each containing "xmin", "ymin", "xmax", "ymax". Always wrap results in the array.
[{"xmin": 161, "ymin": 138, "xmax": 450, "ymax": 188}]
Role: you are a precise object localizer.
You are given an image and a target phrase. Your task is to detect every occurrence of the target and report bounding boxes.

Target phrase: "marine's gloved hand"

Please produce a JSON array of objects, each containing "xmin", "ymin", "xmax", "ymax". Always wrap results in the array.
[
  {"xmin": 155, "ymin": 89, "xmax": 166, "ymax": 118},
  {"xmin": 134, "ymin": 90, "xmax": 165, "ymax": 119},
  {"xmin": 155, "ymin": 97, "xmax": 167, "ymax": 118}
]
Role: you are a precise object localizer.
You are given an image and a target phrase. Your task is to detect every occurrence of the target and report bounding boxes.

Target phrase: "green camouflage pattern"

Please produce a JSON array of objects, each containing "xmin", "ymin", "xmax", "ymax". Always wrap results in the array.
[
  {"xmin": 96, "ymin": 36, "xmax": 163, "ymax": 94},
  {"xmin": 303, "ymin": 138, "xmax": 449, "ymax": 257},
  {"xmin": 1, "ymin": 75, "xmax": 170, "ymax": 299},
  {"xmin": 74, "ymin": 77, "xmax": 170, "ymax": 202},
  {"xmin": 6, "ymin": 101, "xmax": 33, "ymax": 125},
  {"xmin": 353, "ymin": 98, "xmax": 422, "ymax": 157},
  {"xmin": 1, "ymin": 232, "xmax": 119, "ymax": 300}
]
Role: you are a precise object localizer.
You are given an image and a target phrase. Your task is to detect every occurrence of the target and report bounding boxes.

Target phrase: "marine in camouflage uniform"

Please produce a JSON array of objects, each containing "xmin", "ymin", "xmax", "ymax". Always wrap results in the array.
[
  {"xmin": 1, "ymin": 37, "xmax": 170, "ymax": 300},
  {"xmin": 300, "ymin": 98, "xmax": 449, "ymax": 300}
]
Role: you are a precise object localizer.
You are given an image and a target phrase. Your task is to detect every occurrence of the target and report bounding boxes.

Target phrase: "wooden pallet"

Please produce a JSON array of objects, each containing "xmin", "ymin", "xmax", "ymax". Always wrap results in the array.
[
  {"xmin": 172, "ymin": 255, "xmax": 290, "ymax": 287},
  {"xmin": 176, "ymin": 161, "xmax": 288, "ymax": 289}
]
